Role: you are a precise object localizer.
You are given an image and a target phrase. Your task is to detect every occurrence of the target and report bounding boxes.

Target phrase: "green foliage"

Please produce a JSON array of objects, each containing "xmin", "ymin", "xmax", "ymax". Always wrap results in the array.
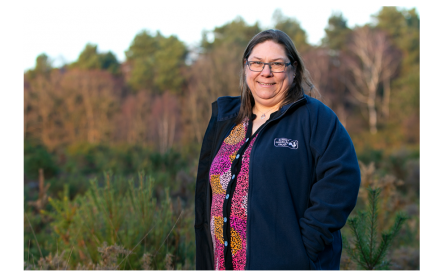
[
  {"xmin": 374, "ymin": 7, "xmax": 419, "ymax": 133},
  {"xmin": 201, "ymin": 16, "xmax": 261, "ymax": 51},
  {"xmin": 23, "ymin": 141, "xmax": 195, "ymax": 203},
  {"xmin": 322, "ymin": 12, "xmax": 351, "ymax": 50},
  {"xmin": 375, "ymin": 7, "xmax": 420, "ymax": 74},
  {"xmin": 24, "ymin": 140, "xmax": 60, "ymax": 180},
  {"xmin": 343, "ymin": 187, "xmax": 408, "ymax": 270},
  {"xmin": 41, "ymin": 184, "xmax": 77, "ymax": 244},
  {"xmin": 374, "ymin": 7, "xmax": 419, "ymax": 64},
  {"xmin": 63, "ymin": 143, "xmax": 186, "ymax": 177},
  {"xmin": 38, "ymin": 171, "xmax": 194, "ymax": 270},
  {"xmin": 125, "ymin": 30, "xmax": 186, "ymax": 93},
  {"xmin": 152, "ymin": 36, "xmax": 187, "ymax": 93},
  {"xmin": 76, "ymin": 44, "xmax": 102, "ymax": 69},
  {"xmin": 374, "ymin": 7, "xmax": 408, "ymax": 42},
  {"xmin": 100, "ymin": 52, "xmax": 121, "ymax": 75},
  {"xmin": 26, "ymin": 53, "xmax": 53, "ymax": 80},
  {"xmin": 356, "ymin": 146, "xmax": 384, "ymax": 165},
  {"xmin": 23, "ymin": 7, "xmax": 419, "ymax": 270},
  {"xmin": 272, "ymin": 9, "xmax": 310, "ymax": 53},
  {"xmin": 24, "ymin": 208, "xmax": 54, "ymax": 265},
  {"xmin": 71, "ymin": 43, "xmax": 120, "ymax": 75}
]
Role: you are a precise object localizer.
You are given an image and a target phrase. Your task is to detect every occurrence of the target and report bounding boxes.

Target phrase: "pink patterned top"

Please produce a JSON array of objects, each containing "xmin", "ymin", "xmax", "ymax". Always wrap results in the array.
[{"xmin": 209, "ymin": 118, "xmax": 256, "ymax": 270}]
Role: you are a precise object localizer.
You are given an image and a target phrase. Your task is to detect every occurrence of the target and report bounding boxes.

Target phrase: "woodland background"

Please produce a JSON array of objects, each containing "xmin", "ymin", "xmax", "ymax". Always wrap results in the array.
[{"xmin": 24, "ymin": 7, "xmax": 419, "ymax": 270}]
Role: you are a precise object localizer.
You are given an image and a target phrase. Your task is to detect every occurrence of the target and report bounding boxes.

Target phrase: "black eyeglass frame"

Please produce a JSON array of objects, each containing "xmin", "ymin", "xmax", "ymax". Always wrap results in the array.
[{"xmin": 245, "ymin": 59, "xmax": 292, "ymax": 73}]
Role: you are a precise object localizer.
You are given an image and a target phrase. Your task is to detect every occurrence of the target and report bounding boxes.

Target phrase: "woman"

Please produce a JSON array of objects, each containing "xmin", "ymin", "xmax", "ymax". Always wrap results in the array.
[{"xmin": 194, "ymin": 29, "xmax": 360, "ymax": 270}]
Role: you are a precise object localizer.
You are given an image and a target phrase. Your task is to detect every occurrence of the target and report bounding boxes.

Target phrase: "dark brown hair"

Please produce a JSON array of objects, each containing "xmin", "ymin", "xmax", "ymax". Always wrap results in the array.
[{"xmin": 235, "ymin": 29, "xmax": 315, "ymax": 124}]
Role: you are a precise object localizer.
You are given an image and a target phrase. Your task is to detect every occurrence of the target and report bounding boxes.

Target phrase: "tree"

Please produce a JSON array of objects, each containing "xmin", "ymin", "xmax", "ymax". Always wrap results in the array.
[
  {"xmin": 302, "ymin": 48, "xmax": 351, "ymax": 127},
  {"xmin": 59, "ymin": 69, "xmax": 121, "ymax": 144},
  {"xmin": 116, "ymin": 92, "xmax": 152, "ymax": 145},
  {"xmin": 374, "ymin": 7, "xmax": 420, "ymax": 119},
  {"xmin": 75, "ymin": 44, "xmax": 102, "ymax": 70},
  {"xmin": 25, "ymin": 53, "xmax": 53, "ymax": 80},
  {"xmin": 100, "ymin": 52, "xmax": 121, "ymax": 75},
  {"xmin": 272, "ymin": 9, "xmax": 310, "ymax": 53},
  {"xmin": 125, "ymin": 30, "xmax": 186, "ymax": 94},
  {"xmin": 184, "ymin": 18, "xmax": 261, "ymax": 144},
  {"xmin": 343, "ymin": 187, "xmax": 407, "ymax": 270},
  {"xmin": 200, "ymin": 16, "xmax": 261, "ymax": 51},
  {"xmin": 302, "ymin": 12, "xmax": 353, "ymax": 128},
  {"xmin": 72, "ymin": 44, "xmax": 120, "ymax": 75},
  {"xmin": 150, "ymin": 93, "xmax": 180, "ymax": 153},
  {"xmin": 343, "ymin": 26, "xmax": 400, "ymax": 134},
  {"xmin": 373, "ymin": 7, "xmax": 419, "ymax": 142},
  {"xmin": 25, "ymin": 70, "xmax": 64, "ymax": 150},
  {"xmin": 374, "ymin": 7, "xmax": 407, "ymax": 43},
  {"xmin": 322, "ymin": 12, "xmax": 351, "ymax": 51}
]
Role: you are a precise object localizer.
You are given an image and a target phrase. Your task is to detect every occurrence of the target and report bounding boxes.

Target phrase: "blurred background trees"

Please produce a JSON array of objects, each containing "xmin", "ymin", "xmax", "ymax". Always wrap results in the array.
[
  {"xmin": 125, "ymin": 30, "xmax": 187, "ymax": 94},
  {"xmin": 24, "ymin": 7, "xmax": 419, "ymax": 150},
  {"xmin": 272, "ymin": 9, "xmax": 310, "ymax": 53},
  {"xmin": 24, "ymin": 7, "xmax": 419, "ymax": 270}
]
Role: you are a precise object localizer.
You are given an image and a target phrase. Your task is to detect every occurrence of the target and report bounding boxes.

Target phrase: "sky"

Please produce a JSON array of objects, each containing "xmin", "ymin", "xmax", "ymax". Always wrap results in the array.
[{"xmin": 23, "ymin": 0, "xmax": 419, "ymax": 71}]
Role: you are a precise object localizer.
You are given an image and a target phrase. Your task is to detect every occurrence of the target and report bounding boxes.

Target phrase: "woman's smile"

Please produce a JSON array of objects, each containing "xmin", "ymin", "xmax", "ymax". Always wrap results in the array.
[
  {"xmin": 257, "ymin": 81, "xmax": 276, "ymax": 87},
  {"xmin": 245, "ymin": 40, "xmax": 295, "ymax": 107}
]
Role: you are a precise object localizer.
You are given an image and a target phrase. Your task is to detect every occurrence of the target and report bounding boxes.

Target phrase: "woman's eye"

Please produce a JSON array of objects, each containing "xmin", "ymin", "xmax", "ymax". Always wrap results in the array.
[
  {"xmin": 254, "ymin": 62, "xmax": 262, "ymax": 65},
  {"xmin": 272, "ymin": 62, "xmax": 282, "ymax": 66}
]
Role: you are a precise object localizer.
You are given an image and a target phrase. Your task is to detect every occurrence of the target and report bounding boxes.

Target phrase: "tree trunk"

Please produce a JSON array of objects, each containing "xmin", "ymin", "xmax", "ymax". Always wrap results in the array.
[
  {"xmin": 168, "ymin": 116, "xmax": 176, "ymax": 152},
  {"xmin": 367, "ymin": 92, "xmax": 377, "ymax": 134},
  {"xmin": 158, "ymin": 114, "xmax": 168, "ymax": 154},
  {"xmin": 382, "ymin": 77, "xmax": 391, "ymax": 119}
]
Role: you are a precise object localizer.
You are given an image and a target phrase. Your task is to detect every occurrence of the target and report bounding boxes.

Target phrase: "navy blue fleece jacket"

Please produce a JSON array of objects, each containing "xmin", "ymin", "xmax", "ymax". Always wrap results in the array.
[{"xmin": 194, "ymin": 95, "xmax": 360, "ymax": 270}]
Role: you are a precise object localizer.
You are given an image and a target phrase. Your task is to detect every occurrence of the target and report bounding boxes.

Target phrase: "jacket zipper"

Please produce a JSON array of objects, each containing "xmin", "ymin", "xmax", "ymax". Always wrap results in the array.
[{"xmin": 245, "ymin": 97, "xmax": 306, "ymax": 269}]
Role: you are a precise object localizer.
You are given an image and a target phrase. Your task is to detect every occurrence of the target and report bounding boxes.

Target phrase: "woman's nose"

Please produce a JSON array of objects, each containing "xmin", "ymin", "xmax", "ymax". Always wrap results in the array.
[{"xmin": 260, "ymin": 64, "xmax": 273, "ymax": 77}]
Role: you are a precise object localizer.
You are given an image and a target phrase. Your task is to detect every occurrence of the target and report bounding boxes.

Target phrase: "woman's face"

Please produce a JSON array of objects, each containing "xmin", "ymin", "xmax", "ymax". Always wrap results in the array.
[{"xmin": 245, "ymin": 40, "xmax": 295, "ymax": 109}]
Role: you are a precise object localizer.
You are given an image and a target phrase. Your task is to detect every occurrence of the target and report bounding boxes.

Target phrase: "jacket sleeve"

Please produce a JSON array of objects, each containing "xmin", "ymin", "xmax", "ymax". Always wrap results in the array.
[
  {"xmin": 194, "ymin": 102, "xmax": 218, "ymax": 270},
  {"xmin": 299, "ymin": 104, "xmax": 361, "ymax": 262}
]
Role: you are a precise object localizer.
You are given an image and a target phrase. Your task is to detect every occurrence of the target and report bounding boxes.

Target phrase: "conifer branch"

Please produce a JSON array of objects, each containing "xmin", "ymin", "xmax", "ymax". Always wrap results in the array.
[
  {"xmin": 343, "ymin": 187, "xmax": 408, "ymax": 270},
  {"xmin": 348, "ymin": 216, "xmax": 369, "ymax": 269}
]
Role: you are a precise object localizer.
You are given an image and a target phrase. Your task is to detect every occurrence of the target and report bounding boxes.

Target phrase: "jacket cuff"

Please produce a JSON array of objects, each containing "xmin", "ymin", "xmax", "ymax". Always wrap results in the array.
[
  {"xmin": 307, "ymin": 252, "xmax": 318, "ymax": 262},
  {"xmin": 301, "ymin": 232, "xmax": 320, "ymax": 262}
]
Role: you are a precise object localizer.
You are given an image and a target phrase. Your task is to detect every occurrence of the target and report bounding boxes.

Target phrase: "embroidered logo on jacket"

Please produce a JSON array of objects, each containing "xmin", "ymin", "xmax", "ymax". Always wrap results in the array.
[{"xmin": 274, "ymin": 138, "xmax": 298, "ymax": 149}]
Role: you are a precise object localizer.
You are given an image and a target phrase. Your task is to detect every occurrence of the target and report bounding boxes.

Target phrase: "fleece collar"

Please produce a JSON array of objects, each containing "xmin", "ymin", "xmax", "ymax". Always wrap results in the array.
[{"xmin": 216, "ymin": 95, "xmax": 308, "ymax": 122}]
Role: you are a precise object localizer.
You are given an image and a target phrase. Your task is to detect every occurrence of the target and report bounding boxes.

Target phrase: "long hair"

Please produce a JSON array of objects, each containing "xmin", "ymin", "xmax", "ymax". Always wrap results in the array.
[{"xmin": 235, "ymin": 29, "xmax": 315, "ymax": 124}]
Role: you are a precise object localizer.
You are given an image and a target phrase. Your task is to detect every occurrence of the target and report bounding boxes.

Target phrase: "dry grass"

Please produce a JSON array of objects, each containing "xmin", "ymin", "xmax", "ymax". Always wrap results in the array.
[
  {"xmin": 140, "ymin": 253, "xmax": 154, "ymax": 270},
  {"xmin": 24, "ymin": 243, "xmax": 177, "ymax": 270}
]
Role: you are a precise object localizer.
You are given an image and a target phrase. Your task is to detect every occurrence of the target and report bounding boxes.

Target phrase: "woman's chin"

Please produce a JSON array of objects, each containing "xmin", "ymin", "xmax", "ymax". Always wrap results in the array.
[{"xmin": 253, "ymin": 91, "xmax": 281, "ymax": 102}]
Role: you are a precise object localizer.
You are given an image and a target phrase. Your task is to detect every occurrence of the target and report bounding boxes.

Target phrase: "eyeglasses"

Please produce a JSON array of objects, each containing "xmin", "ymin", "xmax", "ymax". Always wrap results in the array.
[{"xmin": 246, "ymin": 60, "xmax": 292, "ymax": 73}]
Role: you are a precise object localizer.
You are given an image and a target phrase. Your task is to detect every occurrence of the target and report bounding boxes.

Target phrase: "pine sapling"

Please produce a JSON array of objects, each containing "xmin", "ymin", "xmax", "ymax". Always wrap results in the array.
[{"xmin": 343, "ymin": 187, "xmax": 408, "ymax": 270}]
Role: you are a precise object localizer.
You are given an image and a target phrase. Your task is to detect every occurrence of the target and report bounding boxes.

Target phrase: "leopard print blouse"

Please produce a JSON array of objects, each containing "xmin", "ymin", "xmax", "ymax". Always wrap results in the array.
[{"xmin": 209, "ymin": 118, "xmax": 256, "ymax": 270}]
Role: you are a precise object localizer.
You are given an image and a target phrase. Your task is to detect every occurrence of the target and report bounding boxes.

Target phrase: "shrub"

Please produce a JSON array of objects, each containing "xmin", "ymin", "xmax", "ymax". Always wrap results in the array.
[
  {"xmin": 343, "ymin": 187, "xmax": 407, "ymax": 270},
  {"xmin": 37, "ymin": 171, "xmax": 195, "ymax": 269},
  {"xmin": 24, "ymin": 140, "xmax": 59, "ymax": 180}
]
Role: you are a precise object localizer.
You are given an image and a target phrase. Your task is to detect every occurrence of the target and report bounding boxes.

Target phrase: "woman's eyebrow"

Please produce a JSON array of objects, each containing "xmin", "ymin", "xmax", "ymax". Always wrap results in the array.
[{"xmin": 251, "ymin": 56, "xmax": 286, "ymax": 61}]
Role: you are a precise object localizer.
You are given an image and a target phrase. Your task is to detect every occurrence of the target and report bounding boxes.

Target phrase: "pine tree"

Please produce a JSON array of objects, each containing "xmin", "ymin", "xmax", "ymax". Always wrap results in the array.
[
  {"xmin": 272, "ymin": 9, "xmax": 310, "ymax": 53},
  {"xmin": 343, "ymin": 187, "xmax": 407, "ymax": 270},
  {"xmin": 322, "ymin": 12, "xmax": 351, "ymax": 51}
]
